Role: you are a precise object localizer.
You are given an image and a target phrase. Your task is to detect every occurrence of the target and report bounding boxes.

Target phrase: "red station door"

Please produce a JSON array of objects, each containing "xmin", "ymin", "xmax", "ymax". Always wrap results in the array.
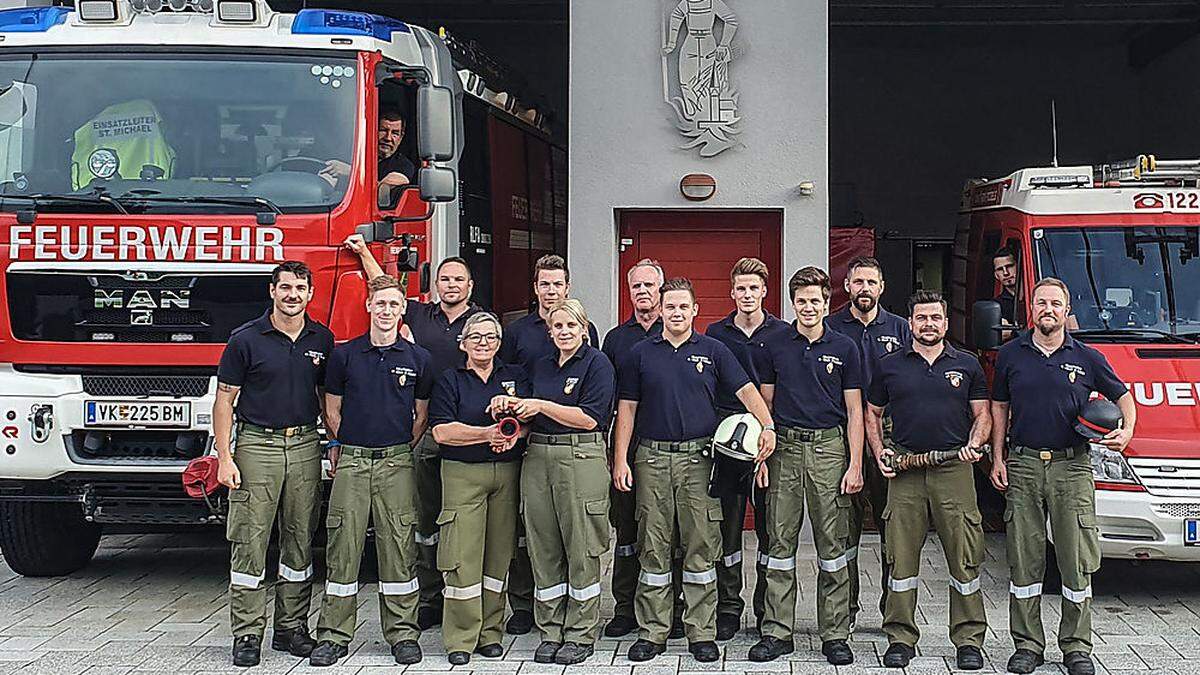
[{"xmin": 617, "ymin": 210, "xmax": 783, "ymax": 330}]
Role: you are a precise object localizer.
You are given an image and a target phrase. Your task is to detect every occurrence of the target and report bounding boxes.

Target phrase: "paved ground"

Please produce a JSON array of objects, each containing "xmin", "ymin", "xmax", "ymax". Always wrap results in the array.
[{"xmin": 0, "ymin": 530, "xmax": 1198, "ymax": 674}]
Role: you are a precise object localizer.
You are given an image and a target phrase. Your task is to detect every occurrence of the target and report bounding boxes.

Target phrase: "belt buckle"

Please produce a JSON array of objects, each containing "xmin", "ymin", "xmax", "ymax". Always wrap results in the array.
[
  {"xmin": 371, "ymin": 449, "xmax": 386, "ymax": 460},
  {"xmin": 1039, "ymin": 450, "xmax": 1053, "ymax": 461}
]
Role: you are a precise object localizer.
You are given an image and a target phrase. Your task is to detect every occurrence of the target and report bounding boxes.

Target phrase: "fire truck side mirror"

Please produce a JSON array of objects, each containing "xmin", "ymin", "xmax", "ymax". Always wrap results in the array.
[
  {"xmin": 417, "ymin": 85, "xmax": 455, "ymax": 162},
  {"xmin": 418, "ymin": 166, "xmax": 457, "ymax": 203},
  {"xmin": 972, "ymin": 300, "xmax": 1003, "ymax": 350}
]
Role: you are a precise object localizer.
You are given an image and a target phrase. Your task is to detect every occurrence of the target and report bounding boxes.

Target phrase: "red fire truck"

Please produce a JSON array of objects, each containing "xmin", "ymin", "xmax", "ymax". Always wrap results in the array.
[
  {"xmin": 953, "ymin": 156, "xmax": 1200, "ymax": 562},
  {"xmin": 0, "ymin": 0, "xmax": 559, "ymax": 576}
]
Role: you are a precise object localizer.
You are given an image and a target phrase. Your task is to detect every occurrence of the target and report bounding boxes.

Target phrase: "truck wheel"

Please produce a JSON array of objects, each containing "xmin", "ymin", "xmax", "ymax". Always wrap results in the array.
[{"xmin": 0, "ymin": 501, "xmax": 101, "ymax": 577}]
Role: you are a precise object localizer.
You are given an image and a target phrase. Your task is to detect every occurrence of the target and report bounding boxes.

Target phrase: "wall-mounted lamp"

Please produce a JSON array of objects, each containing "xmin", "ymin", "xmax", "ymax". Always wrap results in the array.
[
  {"xmin": 797, "ymin": 180, "xmax": 816, "ymax": 197},
  {"xmin": 680, "ymin": 173, "xmax": 717, "ymax": 201}
]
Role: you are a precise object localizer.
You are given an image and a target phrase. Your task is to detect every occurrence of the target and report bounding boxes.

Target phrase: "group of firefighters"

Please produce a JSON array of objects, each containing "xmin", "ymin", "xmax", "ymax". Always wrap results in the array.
[{"xmin": 212, "ymin": 238, "xmax": 1134, "ymax": 675}]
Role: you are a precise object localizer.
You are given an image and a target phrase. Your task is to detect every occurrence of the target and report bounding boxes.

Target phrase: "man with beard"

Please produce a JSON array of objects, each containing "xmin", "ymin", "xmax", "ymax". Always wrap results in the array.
[
  {"xmin": 865, "ymin": 290, "xmax": 989, "ymax": 670},
  {"xmin": 322, "ymin": 107, "xmax": 416, "ymax": 201},
  {"xmin": 828, "ymin": 256, "xmax": 910, "ymax": 627},
  {"xmin": 215, "ymin": 261, "xmax": 334, "ymax": 667},
  {"xmin": 990, "ymin": 278, "xmax": 1135, "ymax": 675},
  {"xmin": 702, "ymin": 257, "xmax": 789, "ymax": 639},
  {"xmin": 600, "ymin": 259, "xmax": 684, "ymax": 639}
]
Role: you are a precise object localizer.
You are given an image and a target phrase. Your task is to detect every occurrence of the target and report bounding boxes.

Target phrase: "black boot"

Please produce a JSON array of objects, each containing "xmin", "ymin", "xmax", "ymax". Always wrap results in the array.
[
  {"xmin": 232, "ymin": 635, "xmax": 261, "ymax": 668},
  {"xmin": 505, "ymin": 610, "xmax": 534, "ymax": 635},
  {"xmin": 1006, "ymin": 648, "xmax": 1044, "ymax": 674},
  {"xmin": 716, "ymin": 613, "xmax": 740, "ymax": 640},
  {"xmin": 822, "ymin": 639, "xmax": 854, "ymax": 665},
  {"xmin": 604, "ymin": 614, "xmax": 637, "ymax": 637},
  {"xmin": 391, "ymin": 640, "xmax": 422, "ymax": 665},
  {"xmin": 308, "ymin": 641, "xmax": 348, "ymax": 667},
  {"xmin": 555, "ymin": 642, "xmax": 594, "ymax": 665},
  {"xmin": 749, "ymin": 636, "xmax": 794, "ymax": 662},
  {"xmin": 957, "ymin": 645, "xmax": 985, "ymax": 670},
  {"xmin": 628, "ymin": 639, "xmax": 666, "ymax": 662},
  {"xmin": 1064, "ymin": 651, "xmax": 1096, "ymax": 675},
  {"xmin": 688, "ymin": 640, "xmax": 720, "ymax": 662},
  {"xmin": 271, "ymin": 626, "xmax": 316, "ymax": 657},
  {"xmin": 882, "ymin": 643, "xmax": 915, "ymax": 668}
]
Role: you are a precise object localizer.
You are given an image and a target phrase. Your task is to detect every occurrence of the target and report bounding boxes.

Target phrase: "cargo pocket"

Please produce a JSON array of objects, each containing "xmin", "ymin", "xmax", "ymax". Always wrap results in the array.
[
  {"xmin": 225, "ymin": 487, "xmax": 255, "ymax": 543},
  {"xmin": 585, "ymin": 499, "xmax": 611, "ymax": 556},
  {"xmin": 1077, "ymin": 512, "xmax": 1102, "ymax": 575},
  {"xmin": 961, "ymin": 509, "xmax": 984, "ymax": 569},
  {"xmin": 835, "ymin": 493, "xmax": 852, "ymax": 540},
  {"xmin": 879, "ymin": 503, "xmax": 894, "ymax": 564},
  {"xmin": 435, "ymin": 510, "xmax": 459, "ymax": 572}
]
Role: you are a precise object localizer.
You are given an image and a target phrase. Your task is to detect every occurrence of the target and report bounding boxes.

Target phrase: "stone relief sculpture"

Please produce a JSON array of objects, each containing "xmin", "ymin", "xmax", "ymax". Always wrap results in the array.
[{"xmin": 662, "ymin": 0, "xmax": 742, "ymax": 157}]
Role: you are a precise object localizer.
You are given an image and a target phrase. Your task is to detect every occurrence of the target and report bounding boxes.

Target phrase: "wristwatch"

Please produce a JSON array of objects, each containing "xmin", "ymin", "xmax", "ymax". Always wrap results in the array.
[{"xmin": 763, "ymin": 423, "xmax": 776, "ymax": 432}]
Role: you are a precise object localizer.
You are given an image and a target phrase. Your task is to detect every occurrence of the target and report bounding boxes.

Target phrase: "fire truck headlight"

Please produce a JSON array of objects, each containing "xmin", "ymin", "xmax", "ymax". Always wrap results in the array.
[
  {"xmin": 216, "ymin": 0, "xmax": 255, "ymax": 22},
  {"xmin": 78, "ymin": 0, "xmax": 118, "ymax": 21},
  {"xmin": 1089, "ymin": 443, "xmax": 1140, "ymax": 484}
]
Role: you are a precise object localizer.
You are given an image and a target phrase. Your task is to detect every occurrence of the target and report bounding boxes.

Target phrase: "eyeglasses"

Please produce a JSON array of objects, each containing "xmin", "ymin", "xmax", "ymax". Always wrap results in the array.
[{"xmin": 463, "ymin": 333, "xmax": 500, "ymax": 344}]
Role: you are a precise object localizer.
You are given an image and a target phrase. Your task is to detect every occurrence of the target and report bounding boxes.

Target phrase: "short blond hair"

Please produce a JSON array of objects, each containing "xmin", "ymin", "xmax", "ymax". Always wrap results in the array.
[
  {"xmin": 1032, "ymin": 277, "xmax": 1070, "ymax": 303},
  {"xmin": 460, "ymin": 312, "xmax": 502, "ymax": 341},
  {"xmin": 548, "ymin": 298, "xmax": 591, "ymax": 344},
  {"xmin": 367, "ymin": 274, "xmax": 402, "ymax": 298}
]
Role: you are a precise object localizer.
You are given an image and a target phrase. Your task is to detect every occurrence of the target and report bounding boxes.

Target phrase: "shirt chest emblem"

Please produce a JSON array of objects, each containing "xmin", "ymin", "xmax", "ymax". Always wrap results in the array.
[
  {"xmin": 945, "ymin": 370, "xmax": 964, "ymax": 388},
  {"xmin": 878, "ymin": 335, "xmax": 901, "ymax": 353},
  {"xmin": 392, "ymin": 366, "xmax": 417, "ymax": 387},
  {"xmin": 688, "ymin": 354, "xmax": 713, "ymax": 373},
  {"xmin": 1061, "ymin": 363, "xmax": 1086, "ymax": 384},
  {"xmin": 501, "ymin": 380, "xmax": 517, "ymax": 396},
  {"xmin": 564, "ymin": 377, "xmax": 580, "ymax": 394},
  {"xmin": 818, "ymin": 354, "xmax": 842, "ymax": 374},
  {"xmin": 304, "ymin": 349, "xmax": 326, "ymax": 366}
]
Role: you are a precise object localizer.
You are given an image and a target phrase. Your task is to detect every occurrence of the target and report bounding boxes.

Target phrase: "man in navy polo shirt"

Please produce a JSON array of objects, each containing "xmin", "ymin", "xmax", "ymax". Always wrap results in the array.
[
  {"xmin": 500, "ymin": 254, "xmax": 600, "ymax": 371},
  {"xmin": 310, "ymin": 275, "xmax": 433, "ymax": 668},
  {"xmin": 865, "ymin": 290, "xmax": 989, "ymax": 671},
  {"xmin": 344, "ymin": 241, "xmax": 482, "ymax": 627},
  {"xmin": 750, "ymin": 266, "xmax": 863, "ymax": 666},
  {"xmin": 600, "ymin": 258, "xmax": 670, "ymax": 639},
  {"xmin": 215, "ymin": 261, "xmax": 334, "ymax": 667},
  {"xmin": 990, "ymin": 278, "xmax": 1135, "ymax": 675},
  {"xmin": 828, "ymin": 256, "xmax": 911, "ymax": 627},
  {"xmin": 612, "ymin": 277, "xmax": 776, "ymax": 664},
  {"xmin": 703, "ymin": 256, "xmax": 789, "ymax": 640},
  {"xmin": 497, "ymin": 253, "xmax": 598, "ymax": 634}
]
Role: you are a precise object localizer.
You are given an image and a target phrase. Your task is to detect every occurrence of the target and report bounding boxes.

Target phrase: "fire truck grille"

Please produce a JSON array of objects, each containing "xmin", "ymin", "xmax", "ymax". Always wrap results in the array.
[
  {"xmin": 6, "ymin": 270, "xmax": 271, "ymax": 343},
  {"xmin": 1129, "ymin": 458, "xmax": 1200, "ymax": 498},
  {"xmin": 82, "ymin": 375, "xmax": 211, "ymax": 398},
  {"xmin": 1152, "ymin": 503, "xmax": 1200, "ymax": 519},
  {"xmin": 66, "ymin": 429, "xmax": 209, "ymax": 463}
]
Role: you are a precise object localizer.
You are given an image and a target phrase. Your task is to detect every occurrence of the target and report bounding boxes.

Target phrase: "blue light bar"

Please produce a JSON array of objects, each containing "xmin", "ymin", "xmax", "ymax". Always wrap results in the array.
[
  {"xmin": 291, "ymin": 9, "xmax": 409, "ymax": 41},
  {"xmin": 0, "ymin": 6, "xmax": 71, "ymax": 33}
]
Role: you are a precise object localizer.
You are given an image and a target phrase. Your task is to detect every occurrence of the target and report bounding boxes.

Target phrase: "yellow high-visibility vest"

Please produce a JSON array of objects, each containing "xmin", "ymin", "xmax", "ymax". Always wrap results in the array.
[{"xmin": 72, "ymin": 99, "xmax": 176, "ymax": 189}]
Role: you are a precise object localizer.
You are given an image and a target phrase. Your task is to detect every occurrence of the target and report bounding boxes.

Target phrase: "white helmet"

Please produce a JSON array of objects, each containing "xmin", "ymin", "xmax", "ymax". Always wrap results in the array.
[{"xmin": 712, "ymin": 413, "xmax": 761, "ymax": 462}]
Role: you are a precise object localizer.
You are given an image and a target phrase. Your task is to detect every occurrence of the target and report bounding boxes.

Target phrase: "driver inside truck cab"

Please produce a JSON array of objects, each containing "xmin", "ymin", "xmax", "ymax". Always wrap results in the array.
[{"xmin": 320, "ymin": 105, "xmax": 415, "ymax": 203}]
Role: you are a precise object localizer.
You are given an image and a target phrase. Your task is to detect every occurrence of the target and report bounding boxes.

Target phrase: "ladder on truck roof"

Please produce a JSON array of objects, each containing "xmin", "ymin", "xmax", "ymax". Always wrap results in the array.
[{"xmin": 1095, "ymin": 154, "xmax": 1200, "ymax": 187}]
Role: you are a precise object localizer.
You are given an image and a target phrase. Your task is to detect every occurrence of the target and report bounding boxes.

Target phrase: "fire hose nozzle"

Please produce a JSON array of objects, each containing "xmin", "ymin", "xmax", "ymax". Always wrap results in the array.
[{"xmin": 497, "ymin": 417, "xmax": 521, "ymax": 441}]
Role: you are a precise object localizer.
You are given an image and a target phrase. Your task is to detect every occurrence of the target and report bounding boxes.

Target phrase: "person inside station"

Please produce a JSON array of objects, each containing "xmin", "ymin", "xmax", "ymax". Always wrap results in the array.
[
  {"xmin": 992, "ymin": 247, "xmax": 1019, "ymax": 326},
  {"xmin": 321, "ymin": 105, "xmax": 415, "ymax": 202}
]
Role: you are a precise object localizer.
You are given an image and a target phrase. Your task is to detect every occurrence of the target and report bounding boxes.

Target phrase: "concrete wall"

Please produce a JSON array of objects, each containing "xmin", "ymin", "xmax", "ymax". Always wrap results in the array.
[{"xmin": 569, "ymin": 0, "xmax": 829, "ymax": 330}]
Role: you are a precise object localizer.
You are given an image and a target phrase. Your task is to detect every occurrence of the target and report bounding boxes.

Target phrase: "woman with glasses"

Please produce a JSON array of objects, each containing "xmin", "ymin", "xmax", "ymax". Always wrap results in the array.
[
  {"xmin": 497, "ymin": 299, "xmax": 615, "ymax": 665},
  {"xmin": 429, "ymin": 312, "xmax": 530, "ymax": 665}
]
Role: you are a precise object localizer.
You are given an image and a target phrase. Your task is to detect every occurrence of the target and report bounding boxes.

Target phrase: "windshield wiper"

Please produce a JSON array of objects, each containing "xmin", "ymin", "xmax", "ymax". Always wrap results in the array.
[
  {"xmin": 0, "ymin": 192, "xmax": 128, "ymax": 215},
  {"xmin": 115, "ymin": 193, "xmax": 282, "ymax": 215},
  {"xmin": 1072, "ymin": 328, "xmax": 1198, "ymax": 344}
]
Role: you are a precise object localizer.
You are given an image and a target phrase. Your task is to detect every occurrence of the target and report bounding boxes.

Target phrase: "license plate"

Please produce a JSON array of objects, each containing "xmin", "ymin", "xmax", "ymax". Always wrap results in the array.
[
  {"xmin": 1187, "ymin": 519, "xmax": 1200, "ymax": 547},
  {"xmin": 84, "ymin": 401, "xmax": 191, "ymax": 428}
]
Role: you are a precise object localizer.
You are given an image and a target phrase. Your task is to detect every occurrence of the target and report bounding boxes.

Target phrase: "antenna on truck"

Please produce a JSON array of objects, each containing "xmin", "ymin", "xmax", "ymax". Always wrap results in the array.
[{"xmin": 1050, "ymin": 99, "xmax": 1059, "ymax": 168}]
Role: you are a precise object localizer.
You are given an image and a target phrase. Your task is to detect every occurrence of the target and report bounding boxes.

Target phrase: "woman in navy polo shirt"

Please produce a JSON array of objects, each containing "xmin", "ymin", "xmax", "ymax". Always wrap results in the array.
[
  {"xmin": 429, "ymin": 312, "xmax": 531, "ymax": 665},
  {"xmin": 499, "ymin": 299, "xmax": 616, "ymax": 665}
]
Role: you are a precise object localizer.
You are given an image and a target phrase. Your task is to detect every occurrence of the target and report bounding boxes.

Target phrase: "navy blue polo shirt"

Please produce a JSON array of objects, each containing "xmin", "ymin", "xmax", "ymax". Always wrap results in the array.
[
  {"xmin": 867, "ymin": 343, "xmax": 989, "ymax": 450},
  {"xmin": 704, "ymin": 311, "xmax": 790, "ymax": 412},
  {"xmin": 217, "ymin": 311, "xmax": 334, "ymax": 428},
  {"xmin": 429, "ymin": 362, "xmax": 531, "ymax": 462},
  {"xmin": 324, "ymin": 333, "xmax": 434, "ymax": 447},
  {"xmin": 499, "ymin": 310, "xmax": 600, "ymax": 372},
  {"xmin": 617, "ymin": 332, "xmax": 750, "ymax": 441},
  {"xmin": 829, "ymin": 306, "xmax": 912, "ymax": 393},
  {"xmin": 601, "ymin": 314, "xmax": 664, "ymax": 372},
  {"xmin": 992, "ymin": 330, "xmax": 1128, "ymax": 449},
  {"xmin": 403, "ymin": 300, "xmax": 481, "ymax": 378},
  {"xmin": 761, "ymin": 322, "xmax": 864, "ymax": 430},
  {"xmin": 529, "ymin": 345, "xmax": 615, "ymax": 434}
]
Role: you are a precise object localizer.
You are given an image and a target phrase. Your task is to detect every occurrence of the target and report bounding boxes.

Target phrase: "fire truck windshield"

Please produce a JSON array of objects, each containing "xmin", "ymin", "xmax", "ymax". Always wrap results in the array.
[
  {"xmin": 1034, "ymin": 226, "xmax": 1200, "ymax": 338},
  {"xmin": 0, "ymin": 52, "xmax": 358, "ymax": 213}
]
